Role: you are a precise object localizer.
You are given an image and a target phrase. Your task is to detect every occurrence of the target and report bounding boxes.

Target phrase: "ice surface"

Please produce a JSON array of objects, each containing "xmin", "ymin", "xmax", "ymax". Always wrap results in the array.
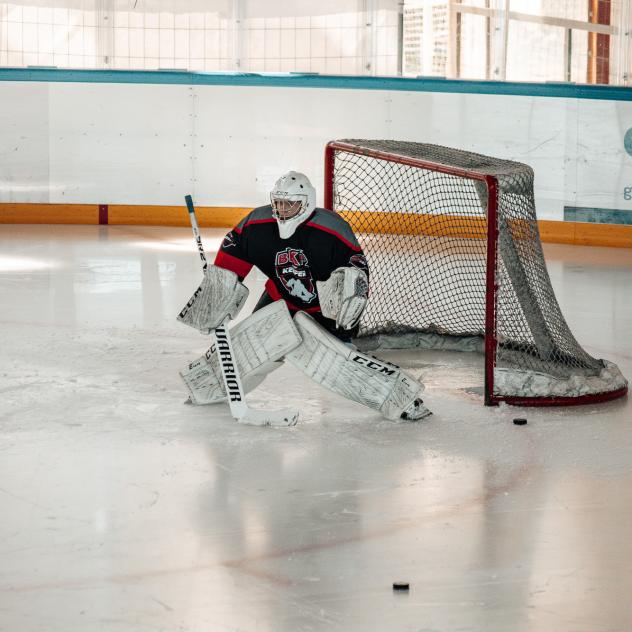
[{"xmin": 0, "ymin": 225, "xmax": 631, "ymax": 632}]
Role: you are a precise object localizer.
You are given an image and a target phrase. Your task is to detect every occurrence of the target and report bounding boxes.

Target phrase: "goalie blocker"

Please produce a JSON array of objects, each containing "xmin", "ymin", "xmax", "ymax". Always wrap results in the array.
[{"xmin": 178, "ymin": 264, "xmax": 249, "ymax": 334}]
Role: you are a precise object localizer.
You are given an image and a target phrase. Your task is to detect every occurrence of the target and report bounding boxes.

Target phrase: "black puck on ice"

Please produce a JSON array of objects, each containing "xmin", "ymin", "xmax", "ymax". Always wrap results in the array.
[
  {"xmin": 513, "ymin": 418, "xmax": 528, "ymax": 426},
  {"xmin": 393, "ymin": 582, "xmax": 410, "ymax": 591}
]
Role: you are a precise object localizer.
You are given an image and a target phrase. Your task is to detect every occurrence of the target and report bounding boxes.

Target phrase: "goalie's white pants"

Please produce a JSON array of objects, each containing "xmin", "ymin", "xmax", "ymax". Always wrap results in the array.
[{"xmin": 285, "ymin": 312, "xmax": 424, "ymax": 421}]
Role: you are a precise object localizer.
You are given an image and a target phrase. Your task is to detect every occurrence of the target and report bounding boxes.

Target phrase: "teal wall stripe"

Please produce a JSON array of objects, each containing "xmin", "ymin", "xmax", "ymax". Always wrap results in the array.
[
  {"xmin": 564, "ymin": 206, "xmax": 632, "ymax": 225},
  {"xmin": 1, "ymin": 67, "xmax": 632, "ymax": 101}
]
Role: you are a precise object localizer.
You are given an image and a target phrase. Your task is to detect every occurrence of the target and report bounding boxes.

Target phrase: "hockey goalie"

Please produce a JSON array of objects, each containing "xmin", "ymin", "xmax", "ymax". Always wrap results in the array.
[{"xmin": 177, "ymin": 171, "xmax": 432, "ymax": 422}]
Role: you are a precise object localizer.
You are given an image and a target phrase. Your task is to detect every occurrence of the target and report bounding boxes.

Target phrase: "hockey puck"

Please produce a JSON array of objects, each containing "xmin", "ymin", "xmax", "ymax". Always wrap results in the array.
[
  {"xmin": 392, "ymin": 582, "xmax": 409, "ymax": 591},
  {"xmin": 513, "ymin": 418, "xmax": 527, "ymax": 426}
]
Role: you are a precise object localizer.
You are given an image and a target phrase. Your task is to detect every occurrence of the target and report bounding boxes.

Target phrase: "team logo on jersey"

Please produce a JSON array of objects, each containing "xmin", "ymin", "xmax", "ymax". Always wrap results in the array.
[
  {"xmin": 222, "ymin": 231, "xmax": 237, "ymax": 248},
  {"xmin": 274, "ymin": 248, "xmax": 316, "ymax": 303},
  {"xmin": 349, "ymin": 253, "xmax": 368, "ymax": 271}
]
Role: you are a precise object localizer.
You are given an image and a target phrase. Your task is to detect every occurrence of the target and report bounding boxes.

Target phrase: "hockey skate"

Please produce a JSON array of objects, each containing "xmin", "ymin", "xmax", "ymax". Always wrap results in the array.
[{"xmin": 400, "ymin": 398, "xmax": 432, "ymax": 421}]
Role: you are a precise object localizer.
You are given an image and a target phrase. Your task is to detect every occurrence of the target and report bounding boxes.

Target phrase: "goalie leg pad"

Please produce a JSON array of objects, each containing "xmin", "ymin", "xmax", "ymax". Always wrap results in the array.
[
  {"xmin": 177, "ymin": 264, "xmax": 249, "ymax": 334},
  {"xmin": 180, "ymin": 350, "xmax": 224, "ymax": 405},
  {"xmin": 180, "ymin": 300, "xmax": 302, "ymax": 405},
  {"xmin": 181, "ymin": 358, "xmax": 282, "ymax": 405},
  {"xmin": 285, "ymin": 312, "xmax": 423, "ymax": 420}
]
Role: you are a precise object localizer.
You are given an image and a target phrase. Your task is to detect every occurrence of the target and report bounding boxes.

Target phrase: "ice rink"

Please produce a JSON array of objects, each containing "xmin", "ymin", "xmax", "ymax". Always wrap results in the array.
[{"xmin": 1, "ymin": 223, "xmax": 631, "ymax": 632}]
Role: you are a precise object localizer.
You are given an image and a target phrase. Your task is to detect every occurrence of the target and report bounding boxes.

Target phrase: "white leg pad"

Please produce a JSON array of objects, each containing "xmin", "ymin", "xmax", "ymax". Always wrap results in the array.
[
  {"xmin": 286, "ymin": 312, "xmax": 424, "ymax": 420},
  {"xmin": 180, "ymin": 300, "xmax": 301, "ymax": 405}
]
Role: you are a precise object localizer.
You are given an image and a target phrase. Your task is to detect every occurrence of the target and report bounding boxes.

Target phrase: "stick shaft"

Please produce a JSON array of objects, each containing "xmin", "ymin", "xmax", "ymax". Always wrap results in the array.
[
  {"xmin": 213, "ymin": 323, "xmax": 248, "ymax": 418},
  {"xmin": 185, "ymin": 194, "xmax": 207, "ymax": 271},
  {"xmin": 183, "ymin": 195, "xmax": 297, "ymax": 427},
  {"xmin": 184, "ymin": 194, "xmax": 247, "ymax": 420}
]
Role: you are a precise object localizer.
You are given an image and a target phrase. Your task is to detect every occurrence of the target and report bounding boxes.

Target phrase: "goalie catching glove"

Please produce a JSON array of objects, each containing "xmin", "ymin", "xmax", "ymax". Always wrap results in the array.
[
  {"xmin": 317, "ymin": 266, "xmax": 368, "ymax": 330},
  {"xmin": 177, "ymin": 264, "xmax": 249, "ymax": 334}
]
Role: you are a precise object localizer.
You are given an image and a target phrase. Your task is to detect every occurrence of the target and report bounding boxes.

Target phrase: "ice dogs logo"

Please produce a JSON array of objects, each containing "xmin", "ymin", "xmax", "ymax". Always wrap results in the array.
[
  {"xmin": 275, "ymin": 248, "xmax": 316, "ymax": 303},
  {"xmin": 222, "ymin": 231, "xmax": 237, "ymax": 248}
]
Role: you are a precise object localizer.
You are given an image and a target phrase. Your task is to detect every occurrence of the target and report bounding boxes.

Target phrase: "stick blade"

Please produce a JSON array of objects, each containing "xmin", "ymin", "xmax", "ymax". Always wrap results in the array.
[{"xmin": 238, "ymin": 408, "xmax": 299, "ymax": 427}]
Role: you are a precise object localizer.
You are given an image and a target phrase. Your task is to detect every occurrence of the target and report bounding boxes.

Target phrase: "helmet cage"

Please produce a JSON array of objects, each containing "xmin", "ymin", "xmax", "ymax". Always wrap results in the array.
[
  {"xmin": 270, "ymin": 192, "xmax": 308, "ymax": 224},
  {"xmin": 270, "ymin": 170, "xmax": 316, "ymax": 239}
]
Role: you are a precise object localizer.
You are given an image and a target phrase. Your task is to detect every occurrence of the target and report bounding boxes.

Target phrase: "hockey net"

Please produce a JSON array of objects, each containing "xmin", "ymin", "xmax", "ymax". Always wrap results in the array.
[{"xmin": 324, "ymin": 140, "xmax": 628, "ymax": 406}]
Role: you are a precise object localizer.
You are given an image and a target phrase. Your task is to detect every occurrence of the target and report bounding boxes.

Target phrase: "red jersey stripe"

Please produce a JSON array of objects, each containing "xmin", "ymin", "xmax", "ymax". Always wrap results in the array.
[
  {"xmin": 215, "ymin": 250, "xmax": 253, "ymax": 278},
  {"xmin": 234, "ymin": 217, "xmax": 277, "ymax": 234},
  {"xmin": 305, "ymin": 221, "xmax": 362, "ymax": 251}
]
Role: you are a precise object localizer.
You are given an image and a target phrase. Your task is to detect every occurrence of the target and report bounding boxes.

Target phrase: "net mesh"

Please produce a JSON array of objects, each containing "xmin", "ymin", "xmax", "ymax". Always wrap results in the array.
[{"xmin": 329, "ymin": 140, "xmax": 609, "ymax": 395}]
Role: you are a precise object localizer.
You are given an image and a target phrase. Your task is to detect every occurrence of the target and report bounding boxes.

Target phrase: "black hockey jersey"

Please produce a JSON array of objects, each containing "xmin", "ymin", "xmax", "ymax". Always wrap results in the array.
[{"xmin": 214, "ymin": 205, "xmax": 369, "ymax": 328}]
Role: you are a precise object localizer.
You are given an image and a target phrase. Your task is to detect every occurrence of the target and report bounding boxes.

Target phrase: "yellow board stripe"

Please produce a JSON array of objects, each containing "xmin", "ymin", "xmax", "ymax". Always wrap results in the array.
[
  {"xmin": 339, "ymin": 210, "xmax": 488, "ymax": 239},
  {"xmin": 1, "ymin": 203, "xmax": 632, "ymax": 248},
  {"xmin": 538, "ymin": 219, "xmax": 632, "ymax": 249},
  {"xmin": 0, "ymin": 203, "xmax": 100, "ymax": 224},
  {"xmin": 107, "ymin": 205, "xmax": 251, "ymax": 227}
]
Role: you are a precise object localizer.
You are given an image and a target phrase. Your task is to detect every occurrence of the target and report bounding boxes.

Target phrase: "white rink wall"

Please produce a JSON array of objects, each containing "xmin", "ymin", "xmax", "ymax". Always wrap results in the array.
[{"xmin": 2, "ymin": 76, "xmax": 632, "ymax": 220}]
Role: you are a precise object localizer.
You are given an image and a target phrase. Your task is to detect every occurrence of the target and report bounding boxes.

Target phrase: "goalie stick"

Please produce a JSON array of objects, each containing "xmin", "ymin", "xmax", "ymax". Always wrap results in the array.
[{"xmin": 184, "ymin": 194, "xmax": 299, "ymax": 427}]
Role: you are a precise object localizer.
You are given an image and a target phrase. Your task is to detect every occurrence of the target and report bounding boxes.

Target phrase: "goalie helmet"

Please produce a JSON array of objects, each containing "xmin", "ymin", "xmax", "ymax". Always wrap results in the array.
[{"xmin": 270, "ymin": 171, "xmax": 316, "ymax": 239}]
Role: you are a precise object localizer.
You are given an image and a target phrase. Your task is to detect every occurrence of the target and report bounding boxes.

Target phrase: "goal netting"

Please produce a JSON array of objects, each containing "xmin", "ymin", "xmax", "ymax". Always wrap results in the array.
[{"xmin": 324, "ymin": 140, "xmax": 627, "ymax": 406}]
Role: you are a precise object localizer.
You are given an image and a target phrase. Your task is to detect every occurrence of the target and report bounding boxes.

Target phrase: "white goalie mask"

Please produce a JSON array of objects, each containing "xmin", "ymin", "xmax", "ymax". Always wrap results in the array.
[{"xmin": 270, "ymin": 171, "xmax": 316, "ymax": 239}]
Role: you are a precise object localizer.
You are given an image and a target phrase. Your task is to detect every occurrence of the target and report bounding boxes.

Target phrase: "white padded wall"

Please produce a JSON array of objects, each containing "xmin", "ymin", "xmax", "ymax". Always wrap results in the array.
[{"xmin": 2, "ymin": 78, "xmax": 632, "ymax": 220}]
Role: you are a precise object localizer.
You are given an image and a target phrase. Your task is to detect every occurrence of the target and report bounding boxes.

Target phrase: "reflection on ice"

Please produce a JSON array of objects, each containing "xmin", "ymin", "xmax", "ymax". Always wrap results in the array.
[
  {"xmin": 0, "ymin": 255, "xmax": 57, "ymax": 271},
  {"xmin": 131, "ymin": 236, "xmax": 224, "ymax": 253}
]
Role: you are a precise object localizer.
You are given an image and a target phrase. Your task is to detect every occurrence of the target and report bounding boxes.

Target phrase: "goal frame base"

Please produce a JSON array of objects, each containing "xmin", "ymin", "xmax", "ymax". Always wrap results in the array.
[{"xmin": 491, "ymin": 386, "xmax": 628, "ymax": 407}]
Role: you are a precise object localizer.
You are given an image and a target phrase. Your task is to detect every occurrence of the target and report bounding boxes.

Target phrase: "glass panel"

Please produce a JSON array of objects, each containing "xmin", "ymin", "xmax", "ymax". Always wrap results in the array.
[
  {"xmin": 506, "ymin": 21, "xmax": 567, "ymax": 82},
  {"xmin": 510, "ymin": 0, "xmax": 588, "ymax": 21},
  {"xmin": 0, "ymin": 0, "xmax": 400, "ymax": 75},
  {"xmin": 0, "ymin": 0, "xmax": 629, "ymax": 84},
  {"xmin": 402, "ymin": 0, "xmax": 448, "ymax": 78},
  {"xmin": 458, "ymin": 12, "xmax": 488, "ymax": 80}
]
